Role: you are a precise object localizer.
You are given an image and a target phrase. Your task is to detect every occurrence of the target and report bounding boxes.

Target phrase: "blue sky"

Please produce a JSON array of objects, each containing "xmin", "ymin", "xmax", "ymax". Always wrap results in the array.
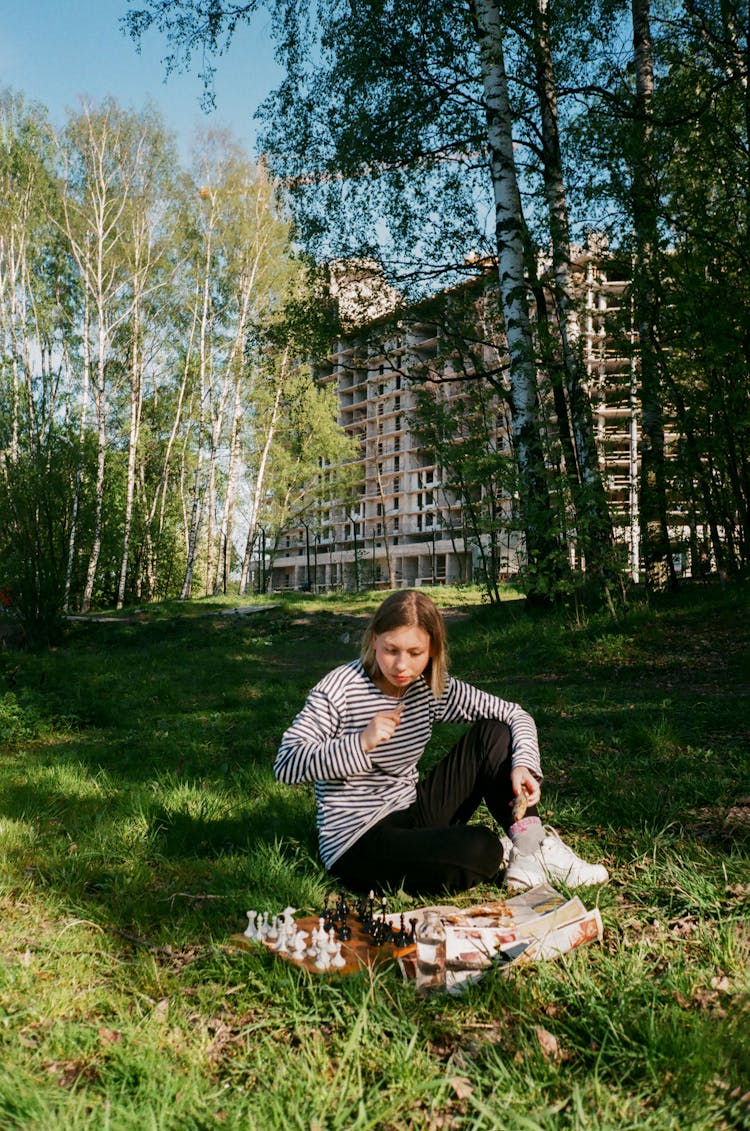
[{"xmin": 1, "ymin": 0, "xmax": 282, "ymax": 158}]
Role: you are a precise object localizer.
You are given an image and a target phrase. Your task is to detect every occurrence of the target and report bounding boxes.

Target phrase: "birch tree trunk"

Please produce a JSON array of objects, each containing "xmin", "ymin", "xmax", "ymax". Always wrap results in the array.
[
  {"xmin": 116, "ymin": 298, "xmax": 143, "ymax": 608},
  {"xmin": 214, "ymin": 361, "xmax": 243, "ymax": 594},
  {"xmin": 58, "ymin": 101, "xmax": 140, "ymax": 612},
  {"xmin": 180, "ymin": 261, "xmax": 213, "ymax": 600},
  {"xmin": 238, "ymin": 359, "xmax": 286, "ymax": 595},
  {"xmin": 470, "ymin": 0, "xmax": 562, "ymax": 594},
  {"xmin": 83, "ymin": 285, "xmax": 111, "ymax": 613},
  {"xmin": 116, "ymin": 154, "xmax": 172, "ymax": 607},
  {"xmin": 64, "ymin": 293, "xmax": 91, "ymax": 611}
]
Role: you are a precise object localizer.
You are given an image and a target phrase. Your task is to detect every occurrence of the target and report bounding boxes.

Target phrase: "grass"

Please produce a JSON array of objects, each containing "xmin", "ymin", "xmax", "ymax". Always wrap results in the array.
[{"xmin": 0, "ymin": 582, "xmax": 748, "ymax": 1130}]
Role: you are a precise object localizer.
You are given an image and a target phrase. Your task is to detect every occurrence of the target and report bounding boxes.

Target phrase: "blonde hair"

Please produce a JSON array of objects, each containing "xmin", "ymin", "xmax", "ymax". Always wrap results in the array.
[{"xmin": 361, "ymin": 590, "xmax": 448, "ymax": 698}]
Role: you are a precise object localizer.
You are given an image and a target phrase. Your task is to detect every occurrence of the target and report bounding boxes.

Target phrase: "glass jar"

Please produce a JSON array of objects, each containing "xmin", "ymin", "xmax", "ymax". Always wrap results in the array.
[{"xmin": 415, "ymin": 910, "xmax": 447, "ymax": 997}]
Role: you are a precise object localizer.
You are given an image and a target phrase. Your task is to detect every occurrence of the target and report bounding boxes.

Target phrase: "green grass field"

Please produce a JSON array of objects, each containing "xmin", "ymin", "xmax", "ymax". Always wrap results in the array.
[{"xmin": 0, "ymin": 583, "xmax": 748, "ymax": 1130}]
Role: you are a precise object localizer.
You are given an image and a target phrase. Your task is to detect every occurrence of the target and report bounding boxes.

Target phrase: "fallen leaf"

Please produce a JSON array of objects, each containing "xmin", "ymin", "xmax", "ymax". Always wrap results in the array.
[
  {"xmin": 448, "ymin": 1076, "xmax": 473, "ymax": 1100},
  {"xmin": 535, "ymin": 1025, "xmax": 562, "ymax": 1061},
  {"xmin": 153, "ymin": 998, "xmax": 170, "ymax": 1022},
  {"xmin": 671, "ymin": 916, "xmax": 697, "ymax": 937}
]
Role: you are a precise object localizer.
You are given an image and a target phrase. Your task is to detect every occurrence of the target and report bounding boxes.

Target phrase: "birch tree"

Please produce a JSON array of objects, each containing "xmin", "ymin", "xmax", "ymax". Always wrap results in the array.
[
  {"xmin": 0, "ymin": 91, "xmax": 80, "ymax": 639},
  {"xmin": 175, "ymin": 132, "xmax": 297, "ymax": 598},
  {"xmin": 0, "ymin": 91, "xmax": 71, "ymax": 455},
  {"xmin": 467, "ymin": 0, "xmax": 566, "ymax": 592},
  {"xmin": 58, "ymin": 99, "xmax": 162, "ymax": 611},
  {"xmin": 113, "ymin": 110, "xmax": 178, "ymax": 608}
]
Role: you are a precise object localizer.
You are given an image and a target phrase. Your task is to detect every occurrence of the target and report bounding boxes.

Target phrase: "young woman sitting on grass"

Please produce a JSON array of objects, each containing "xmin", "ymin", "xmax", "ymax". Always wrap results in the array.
[{"xmin": 274, "ymin": 589, "xmax": 608, "ymax": 895}]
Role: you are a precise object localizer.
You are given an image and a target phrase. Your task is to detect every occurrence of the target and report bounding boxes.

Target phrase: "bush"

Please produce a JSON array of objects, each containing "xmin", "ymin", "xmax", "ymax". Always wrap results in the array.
[{"xmin": 0, "ymin": 429, "xmax": 87, "ymax": 646}]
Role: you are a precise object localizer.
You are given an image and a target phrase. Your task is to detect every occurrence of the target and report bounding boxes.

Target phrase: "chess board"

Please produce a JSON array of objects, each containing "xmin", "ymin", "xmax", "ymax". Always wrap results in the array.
[{"xmin": 230, "ymin": 914, "xmax": 415, "ymax": 976}]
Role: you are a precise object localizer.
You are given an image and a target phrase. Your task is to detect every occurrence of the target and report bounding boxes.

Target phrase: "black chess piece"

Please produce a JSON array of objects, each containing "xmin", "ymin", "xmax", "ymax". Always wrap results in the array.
[
  {"xmin": 335, "ymin": 894, "xmax": 352, "ymax": 940},
  {"xmin": 370, "ymin": 897, "xmax": 394, "ymax": 945},
  {"xmin": 393, "ymin": 912, "xmax": 409, "ymax": 948},
  {"xmin": 323, "ymin": 900, "xmax": 336, "ymax": 933},
  {"xmin": 362, "ymin": 891, "xmax": 376, "ymax": 934}
]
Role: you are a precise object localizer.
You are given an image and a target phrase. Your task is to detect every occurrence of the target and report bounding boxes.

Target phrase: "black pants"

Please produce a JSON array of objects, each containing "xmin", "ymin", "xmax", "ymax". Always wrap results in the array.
[{"xmin": 329, "ymin": 719, "xmax": 537, "ymax": 895}]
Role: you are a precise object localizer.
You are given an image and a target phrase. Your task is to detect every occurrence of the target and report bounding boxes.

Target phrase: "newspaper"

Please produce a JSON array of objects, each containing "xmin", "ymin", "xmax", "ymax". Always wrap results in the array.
[{"xmin": 394, "ymin": 883, "xmax": 603, "ymax": 994}]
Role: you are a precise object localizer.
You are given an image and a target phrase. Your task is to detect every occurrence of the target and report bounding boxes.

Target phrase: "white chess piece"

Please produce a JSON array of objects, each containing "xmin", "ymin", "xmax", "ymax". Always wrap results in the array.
[
  {"xmin": 265, "ymin": 915, "xmax": 278, "ymax": 942},
  {"xmin": 244, "ymin": 911, "xmax": 257, "ymax": 939},
  {"xmin": 307, "ymin": 923, "xmax": 322, "ymax": 958},
  {"xmin": 292, "ymin": 930, "xmax": 308, "ymax": 959},
  {"xmin": 314, "ymin": 945, "xmax": 331, "ymax": 971},
  {"xmin": 275, "ymin": 924, "xmax": 289, "ymax": 953},
  {"xmin": 330, "ymin": 940, "xmax": 346, "ymax": 969}
]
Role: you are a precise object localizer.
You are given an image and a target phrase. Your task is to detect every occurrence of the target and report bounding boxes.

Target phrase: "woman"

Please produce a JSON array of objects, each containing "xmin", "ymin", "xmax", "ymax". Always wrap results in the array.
[{"xmin": 274, "ymin": 590, "xmax": 608, "ymax": 894}]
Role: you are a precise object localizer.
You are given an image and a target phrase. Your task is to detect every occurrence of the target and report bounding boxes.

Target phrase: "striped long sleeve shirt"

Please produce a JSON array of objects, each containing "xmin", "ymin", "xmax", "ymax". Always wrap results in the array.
[{"xmin": 274, "ymin": 659, "xmax": 542, "ymax": 870}]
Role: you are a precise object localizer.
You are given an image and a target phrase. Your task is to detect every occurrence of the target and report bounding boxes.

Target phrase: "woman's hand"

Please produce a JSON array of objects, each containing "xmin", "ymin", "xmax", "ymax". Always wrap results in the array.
[
  {"xmin": 510, "ymin": 766, "xmax": 542, "ymax": 809},
  {"xmin": 360, "ymin": 707, "xmax": 404, "ymax": 753}
]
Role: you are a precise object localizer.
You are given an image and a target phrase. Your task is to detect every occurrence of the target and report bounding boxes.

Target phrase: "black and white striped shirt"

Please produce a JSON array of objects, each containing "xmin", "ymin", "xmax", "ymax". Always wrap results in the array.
[{"xmin": 274, "ymin": 659, "xmax": 542, "ymax": 870}]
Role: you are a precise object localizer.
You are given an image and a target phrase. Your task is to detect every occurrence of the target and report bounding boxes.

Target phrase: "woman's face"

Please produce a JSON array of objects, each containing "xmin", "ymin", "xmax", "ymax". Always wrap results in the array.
[{"xmin": 372, "ymin": 624, "xmax": 432, "ymax": 696}]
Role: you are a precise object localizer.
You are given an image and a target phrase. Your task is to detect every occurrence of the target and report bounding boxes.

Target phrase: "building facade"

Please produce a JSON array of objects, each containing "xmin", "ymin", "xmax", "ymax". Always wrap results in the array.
[{"xmin": 267, "ymin": 251, "xmax": 637, "ymax": 592}]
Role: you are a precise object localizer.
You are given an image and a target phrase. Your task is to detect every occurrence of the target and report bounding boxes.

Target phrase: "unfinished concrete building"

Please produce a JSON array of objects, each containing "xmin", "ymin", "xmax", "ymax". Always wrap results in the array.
[{"xmin": 268, "ymin": 252, "xmax": 637, "ymax": 592}]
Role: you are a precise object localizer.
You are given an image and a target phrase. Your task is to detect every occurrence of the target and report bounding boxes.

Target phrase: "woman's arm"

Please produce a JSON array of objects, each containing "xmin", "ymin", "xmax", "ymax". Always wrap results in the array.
[
  {"xmin": 438, "ymin": 676, "xmax": 543, "ymax": 779},
  {"xmin": 274, "ymin": 689, "xmax": 374, "ymax": 784}
]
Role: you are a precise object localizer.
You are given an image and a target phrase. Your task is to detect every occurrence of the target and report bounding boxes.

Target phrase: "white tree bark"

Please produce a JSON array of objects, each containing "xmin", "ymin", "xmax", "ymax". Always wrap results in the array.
[
  {"xmin": 238, "ymin": 353, "xmax": 287, "ymax": 595},
  {"xmin": 58, "ymin": 101, "xmax": 138, "ymax": 612},
  {"xmin": 470, "ymin": 0, "xmax": 558, "ymax": 577}
]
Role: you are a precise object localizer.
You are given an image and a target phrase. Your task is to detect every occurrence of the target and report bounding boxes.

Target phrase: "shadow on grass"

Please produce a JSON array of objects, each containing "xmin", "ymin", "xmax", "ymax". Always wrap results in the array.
[{"xmin": 1, "ymin": 584, "xmax": 748, "ymax": 947}]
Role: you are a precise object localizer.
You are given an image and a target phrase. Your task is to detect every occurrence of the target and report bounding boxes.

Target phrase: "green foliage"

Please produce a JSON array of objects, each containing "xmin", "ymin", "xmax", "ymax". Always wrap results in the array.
[
  {"xmin": 413, "ymin": 376, "xmax": 519, "ymax": 604},
  {"xmin": 0, "ymin": 428, "xmax": 94, "ymax": 646},
  {"xmin": 0, "ymin": 691, "xmax": 45, "ymax": 741}
]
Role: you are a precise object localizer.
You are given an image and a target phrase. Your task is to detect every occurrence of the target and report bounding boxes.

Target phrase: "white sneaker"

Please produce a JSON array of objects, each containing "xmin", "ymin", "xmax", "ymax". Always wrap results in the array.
[{"xmin": 505, "ymin": 828, "xmax": 609, "ymax": 891}]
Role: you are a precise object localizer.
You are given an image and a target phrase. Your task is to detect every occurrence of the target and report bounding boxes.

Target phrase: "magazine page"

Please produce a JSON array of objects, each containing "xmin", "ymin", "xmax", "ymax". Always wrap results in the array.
[{"xmin": 395, "ymin": 885, "xmax": 603, "ymax": 992}]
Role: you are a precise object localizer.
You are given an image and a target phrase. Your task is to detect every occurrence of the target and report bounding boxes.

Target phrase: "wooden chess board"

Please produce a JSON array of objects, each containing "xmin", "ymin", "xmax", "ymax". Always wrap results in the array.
[{"xmin": 230, "ymin": 914, "xmax": 415, "ymax": 976}]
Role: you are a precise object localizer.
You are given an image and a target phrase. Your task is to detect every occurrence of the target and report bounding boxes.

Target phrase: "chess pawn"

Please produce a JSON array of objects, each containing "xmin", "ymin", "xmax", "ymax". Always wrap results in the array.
[
  {"xmin": 274, "ymin": 924, "xmax": 290, "ymax": 953},
  {"xmin": 265, "ymin": 915, "xmax": 279, "ymax": 942},
  {"xmin": 314, "ymin": 945, "xmax": 331, "ymax": 971},
  {"xmin": 258, "ymin": 911, "xmax": 270, "ymax": 940},
  {"xmin": 330, "ymin": 940, "xmax": 346, "ymax": 969},
  {"xmin": 325, "ymin": 929, "xmax": 339, "ymax": 960},
  {"xmin": 244, "ymin": 911, "xmax": 258, "ymax": 939},
  {"xmin": 292, "ymin": 930, "xmax": 308, "ymax": 960}
]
